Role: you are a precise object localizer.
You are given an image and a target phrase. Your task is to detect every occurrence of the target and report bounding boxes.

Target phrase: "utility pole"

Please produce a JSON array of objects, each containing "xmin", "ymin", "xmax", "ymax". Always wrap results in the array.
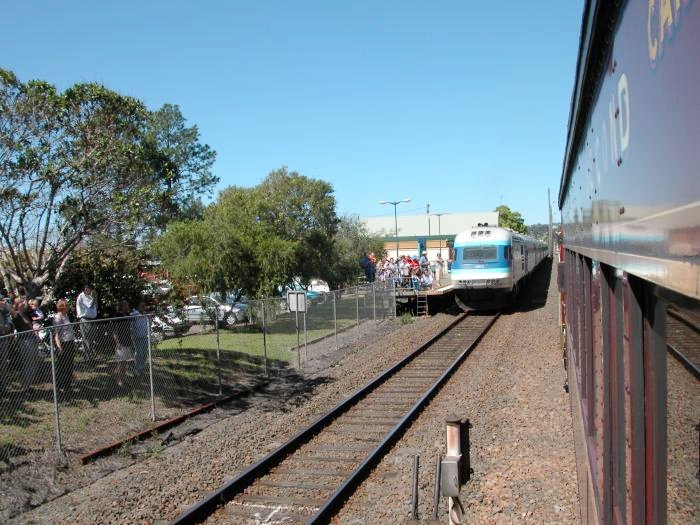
[{"xmin": 426, "ymin": 203, "xmax": 431, "ymax": 236}]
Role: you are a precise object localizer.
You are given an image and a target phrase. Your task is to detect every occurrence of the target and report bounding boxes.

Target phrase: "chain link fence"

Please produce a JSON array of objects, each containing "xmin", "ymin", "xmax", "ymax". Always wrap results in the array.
[{"xmin": 0, "ymin": 280, "xmax": 397, "ymax": 478}]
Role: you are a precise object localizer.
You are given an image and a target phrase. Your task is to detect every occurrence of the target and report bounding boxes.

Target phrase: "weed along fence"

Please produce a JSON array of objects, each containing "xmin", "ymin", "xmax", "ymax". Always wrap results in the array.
[{"xmin": 0, "ymin": 280, "xmax": 396, "ymax": 479}]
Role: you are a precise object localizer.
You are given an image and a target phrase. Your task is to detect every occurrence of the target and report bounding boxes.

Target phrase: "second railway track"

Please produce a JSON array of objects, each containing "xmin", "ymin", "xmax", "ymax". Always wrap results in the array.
[
  {"xmin": 666, "ymin": 307, "xmax": 700, "ymax": 380},
  {"xmin": 170, "ymin": 311, "xmax": 499, "ymax": 525}
]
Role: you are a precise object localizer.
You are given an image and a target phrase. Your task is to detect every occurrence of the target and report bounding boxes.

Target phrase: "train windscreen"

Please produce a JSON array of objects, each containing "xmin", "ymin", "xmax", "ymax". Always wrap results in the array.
[{"xmin": 461, "ymin": 246, "xmax": 498, "ymax": 261}]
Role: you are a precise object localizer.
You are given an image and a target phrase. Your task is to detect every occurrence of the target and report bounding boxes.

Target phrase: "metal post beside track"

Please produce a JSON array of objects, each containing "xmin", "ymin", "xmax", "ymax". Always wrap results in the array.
[
  {"xmin": 261, "ymin": 300, "xmax": 268, "ymax": 377},
  {"xmin": 48, "ymin": 334, "xmax": 62, "ymax": 453},
  {"xmin": 215, "ymin": 318, "xmax": 222, "ymax": 396},
  {"xmin": 147, "ymin": 319, "xmax": 156, "ymax": 421},
  {"xmin": 333, "ymin": 291, "xmax": 338, "ymax": 351},
  {"xmin": 295, "ymin": 307, "xmax": 300, "ymax": 369},
  {"xmin": 303, "ymin": 310, "xmax": 307, "ymax": 363},
  {"xmin": 372, "ymin": 282, "xmax": 376, "ymax": 322}
]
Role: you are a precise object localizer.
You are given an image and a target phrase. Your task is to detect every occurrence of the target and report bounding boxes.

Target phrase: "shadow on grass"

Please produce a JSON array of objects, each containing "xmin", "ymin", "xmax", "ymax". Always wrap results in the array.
[{"xmin": 0, "ymin": 343, "xmax": 330, "ymax": 449}]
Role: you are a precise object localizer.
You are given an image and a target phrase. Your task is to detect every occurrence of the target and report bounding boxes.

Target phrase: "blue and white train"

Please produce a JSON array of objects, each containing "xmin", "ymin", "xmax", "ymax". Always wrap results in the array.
[{"xmin": 450, "ymin": 224, "xmax": 548, "ymax": 308}]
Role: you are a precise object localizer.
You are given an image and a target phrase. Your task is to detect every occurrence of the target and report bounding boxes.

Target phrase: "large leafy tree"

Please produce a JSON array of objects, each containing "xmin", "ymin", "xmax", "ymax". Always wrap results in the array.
[
  {"xmin": 328, "ymin": 214, "xmax": 386, "ymax": 287},
  {"xmin": 51, "ymin": 239, "xmax": 150, "ymax": 316},
  {"xmin": 144, "ymin": 104, "xmax": 217, "ymax": 227},
  {"xmin": 0, "ymin": 69, "xmax": 218, "ymax": 297},
  {"xmin": 0, "ymin": 70, "xmax": 150, "ymax": 296},
  {"xmin": 154, "ymin": 167, "xmax": 339, "ymax": 297},
  {"xmin": 494, "ymin": 205, "xmax": 527, "ymax": 234}
]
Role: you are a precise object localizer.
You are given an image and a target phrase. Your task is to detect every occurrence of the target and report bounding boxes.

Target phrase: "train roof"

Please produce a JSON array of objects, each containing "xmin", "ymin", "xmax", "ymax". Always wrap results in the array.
[
  {"xmin": 559, "ymin": 0, "xmax": 623, "ymax": 208},
  {"xmin": 454, "ymin": 226, "xmax": 543, "ymax": 245}
]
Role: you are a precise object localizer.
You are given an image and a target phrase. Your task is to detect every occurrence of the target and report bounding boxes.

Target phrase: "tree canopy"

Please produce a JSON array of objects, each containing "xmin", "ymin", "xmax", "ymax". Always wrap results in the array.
[
  {"xmin": 0, "ymin": 69, "xmax": 218, "ymax": 297},
  {"xmin": 154, "ymin": 167, "xmax": 340, "ymax": 297},
  {"xmin": 328, "ymin": 214, "xmax": 386, "ymax": 286},
  {"xmin": 494, "ymin": 205, "xmax": 527, "ymax": 234}
]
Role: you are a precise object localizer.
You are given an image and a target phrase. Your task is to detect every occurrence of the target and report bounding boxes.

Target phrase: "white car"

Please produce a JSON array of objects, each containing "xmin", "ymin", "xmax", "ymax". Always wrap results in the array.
[
  {"xmin": 184, "ymin": 296, "xmax": 239, "ymax": 325},
  {"xmin": 308, "ymin": 279, "xmax": 330, "ymax": 293}
]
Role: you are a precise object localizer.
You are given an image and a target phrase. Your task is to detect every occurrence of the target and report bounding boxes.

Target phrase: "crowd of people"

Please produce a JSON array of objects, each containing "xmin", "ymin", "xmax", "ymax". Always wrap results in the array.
[
  {"xmin": 360, "ymin": 251, "xmax": 448, "ymax": 290},
  {"xmin": 0, "ymin": 284, "xmax": 152, "ymax": 397}
]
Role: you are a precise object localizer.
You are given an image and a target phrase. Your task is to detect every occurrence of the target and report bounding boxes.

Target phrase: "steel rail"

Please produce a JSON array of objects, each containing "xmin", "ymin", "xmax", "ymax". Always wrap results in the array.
[
  {"xmin": 666, "ymin": 308, "xmax": 700, "ymax": 380},
  {"xmin": 169, "ymin": 312, "xmax": 472, "ymax": 525},
  {"xmin": 667, "ymin": 343, "xmax": 700, "ymax": 380},
  {"xmin": 307, "ymin": 312, "xmax": 499, "ymax": 523}
]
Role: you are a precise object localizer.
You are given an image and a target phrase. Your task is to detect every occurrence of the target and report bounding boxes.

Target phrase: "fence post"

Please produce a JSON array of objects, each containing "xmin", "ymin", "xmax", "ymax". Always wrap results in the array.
[
  {"xmin": 393, "ymin": 278, "xmax": 398, "ymax": 318},
  {"xmin": 333, "ymin": 290, "xmax": 338, "ymax": 351},
  {"xmin": 356, "ymin": 286, "xmax": 360, "ymax": 328},
  {"xmin": 295, "ymin": 307, "xmax": 301, "ymax": 369},
  {"xmin": 261, "ymin": 300, "xmax": 268, "ymax": 377},
  {"xmin": 147, "ymin": 316, "xmax": 156, "ymax": 421},
  {"xmin": 372, "ymin": 282, "xmax": 377, "ymax": 322},
  {"xmin": 215, "ymin": 318, "xmax": 222, "ymax": 396},
  {"xmin": 48, "ymin": 333, "xmax": 62, "ymax": 453},
  {"xmin": 303, "ymin": 310, "xmax": 308, "ymax": 363}
]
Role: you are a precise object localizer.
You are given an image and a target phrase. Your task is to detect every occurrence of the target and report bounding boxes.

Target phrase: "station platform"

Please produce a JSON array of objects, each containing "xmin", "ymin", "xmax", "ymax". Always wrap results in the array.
[{"xmin": 392, "ymin": 275, "xmax": 456, "ymax": 315}]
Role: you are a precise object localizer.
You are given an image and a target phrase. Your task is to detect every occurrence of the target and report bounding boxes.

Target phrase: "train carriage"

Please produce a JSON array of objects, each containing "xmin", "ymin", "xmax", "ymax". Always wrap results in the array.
[
  {"xmin": 451, "ymin": 225, "xmax": 547, "ymax": 308},
  {"xmin": 559, "ymin": 1, "xmax": 700, "ymax": 523}
]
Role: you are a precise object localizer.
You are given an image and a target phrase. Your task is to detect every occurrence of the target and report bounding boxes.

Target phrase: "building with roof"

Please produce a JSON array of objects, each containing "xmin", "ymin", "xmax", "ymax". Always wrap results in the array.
[{"xmin": 362, "ymin": 211, "xmax": 499, "ymax": 261}]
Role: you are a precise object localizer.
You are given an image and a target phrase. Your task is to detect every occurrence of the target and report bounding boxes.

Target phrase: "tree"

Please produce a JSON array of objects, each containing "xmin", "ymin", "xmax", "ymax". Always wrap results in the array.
[
  {"xmin": 144, "ymin": 104, "xmax": 218, "ymax": 228},
  {"xmin": 51, "ymin": 239, "xmax": 150, "ymax": 316},
  {"xmin": 153, "ymin": 167, "xmax": 339, "ymax": 298},
  {"xmin": 0, "ymin": 70, "xmax": 218, "ymax": 297},
  {"xmin": 494, "ymin": 205, "xmax": 527, "ymax": 234},
  {"xmin": 0, "ymin": 70, "xmax": 151, "ymax": 297},
  {"xmin": 327, "ymin": 214, "xmax": 386, "ymax": 287}
]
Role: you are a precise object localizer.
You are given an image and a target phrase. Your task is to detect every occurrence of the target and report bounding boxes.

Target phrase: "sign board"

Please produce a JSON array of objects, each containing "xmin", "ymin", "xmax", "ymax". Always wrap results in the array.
[{"xmin": 286, "ymin": 291, "xmax": 307, "ymax": 312}]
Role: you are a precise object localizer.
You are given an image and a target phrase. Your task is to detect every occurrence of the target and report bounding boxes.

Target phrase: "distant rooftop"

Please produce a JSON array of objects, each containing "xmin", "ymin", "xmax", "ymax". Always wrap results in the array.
[{"xmin": 362, "ymin": 211, "xmax": 499, "ymax": 238}]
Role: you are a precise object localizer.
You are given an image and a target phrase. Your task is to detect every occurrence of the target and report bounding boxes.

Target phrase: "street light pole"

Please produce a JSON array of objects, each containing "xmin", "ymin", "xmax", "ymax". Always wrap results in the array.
[
  {"xmin": 380, "ymin": 198, "xmax": 411, "ymax": 259},
  {"xmin": 430, "ymin": 212, "xmax": 451, "ymax": 253}
]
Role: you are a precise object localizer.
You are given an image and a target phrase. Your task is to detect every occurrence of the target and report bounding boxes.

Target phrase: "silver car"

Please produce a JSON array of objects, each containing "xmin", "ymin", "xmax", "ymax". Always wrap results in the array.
[{"xmin": 183, "ymin": 296, "xmax": 238, "ymax": 326}]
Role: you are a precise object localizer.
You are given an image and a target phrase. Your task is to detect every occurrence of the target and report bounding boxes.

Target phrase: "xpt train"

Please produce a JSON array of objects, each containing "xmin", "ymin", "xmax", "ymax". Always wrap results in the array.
[{"xmin": 450, "ymin": 224, "xmax": 547, "ymax": 308}]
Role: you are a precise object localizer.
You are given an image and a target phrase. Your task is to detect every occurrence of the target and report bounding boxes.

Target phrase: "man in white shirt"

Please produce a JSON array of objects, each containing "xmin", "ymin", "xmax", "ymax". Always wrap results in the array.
[
  {"xmin": 76, "ymin": 284, "xmax": 97, "ymax": 359},
  {"xmin": 76, "ymin": 284, "xmax": 97, "ymax": 320}
]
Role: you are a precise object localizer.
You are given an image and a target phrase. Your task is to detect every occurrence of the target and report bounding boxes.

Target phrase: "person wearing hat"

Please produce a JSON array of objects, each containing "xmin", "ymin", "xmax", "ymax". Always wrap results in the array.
[{"xmin": 419, "ymin": 250, "xmax": 429, "ymax": 275}]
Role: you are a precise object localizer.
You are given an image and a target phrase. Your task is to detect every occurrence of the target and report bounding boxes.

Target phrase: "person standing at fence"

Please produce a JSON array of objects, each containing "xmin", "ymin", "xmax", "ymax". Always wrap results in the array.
[
  {"xmin": 76, "ymin": 284, "xmax": 98, "ymax": 360},
  {"xmin": 368, "ymin": 252, "xmax": 377, "ymax": 282},
  {"xmin": 130, "ymin": 301, "xmax": 149, "ymax": 376},
  {"xmin": 52, "ymin": 299, "xmax": 77, "ymax": 397},
  {"xmin": 11, "ymin": 296, "xmax": 39, "ymax": 390},
  {"xmin": 111, "ymin": 302, "xmax": 133, "ymax": 388},
  {"xmin": 28, "ymin": 298, "xmax": 47, "ymax": 349},
  {"xmin": 433, "ymin": 252, "xmax": 444, "ymax": 289},
  {"xmin": 419, "ymin": 251, "xmax": 430, "ymax": 276},
  {"xmin": 0, "ymin": 300, "xmax": 13, "ymax": 394}
]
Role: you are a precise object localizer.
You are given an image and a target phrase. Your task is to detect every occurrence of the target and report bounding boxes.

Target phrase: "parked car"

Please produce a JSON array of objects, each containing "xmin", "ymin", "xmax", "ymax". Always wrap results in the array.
[
  {"xmin": 280, "ymin": 278, "xmax": 329, "ymax": 306},
  {"xmin": 151, "ymin": 306, "xmax": 189, "ymax": 340},
  {"xmin": 183, "ymin": 296, "xmax": 241, "ymax": 326},
  {"xmin": 308, "ymin": 278, "xmax": 330, "ymax": 294},
  {"xmin": 208, "ymin": 292, "xmax": 250, "ymax": 323}
]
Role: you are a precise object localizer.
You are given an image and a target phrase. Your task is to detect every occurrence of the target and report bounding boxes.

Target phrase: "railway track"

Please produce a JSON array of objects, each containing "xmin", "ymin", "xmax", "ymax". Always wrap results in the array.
[
  {"xmin": 666, "ymin": 307, "xmax": 700, "ymax": 380},
  {"xmin": 170, "ymin": 311, "xmax": 499, "ymax": 525}
]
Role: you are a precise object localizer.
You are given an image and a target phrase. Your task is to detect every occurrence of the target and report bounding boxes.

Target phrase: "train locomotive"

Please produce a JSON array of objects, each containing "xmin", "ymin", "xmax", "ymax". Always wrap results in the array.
[
  {"xmin": 450, "ymin": 224, "xmax": 547, "ymax": 308},
  {"xmin": 558, "ymin": 1, "xmax": 699, "ymax": 523}
]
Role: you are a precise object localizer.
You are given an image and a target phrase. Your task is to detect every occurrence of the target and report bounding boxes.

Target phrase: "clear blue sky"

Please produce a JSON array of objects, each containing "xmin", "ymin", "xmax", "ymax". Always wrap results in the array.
[{"xmin": 2, "ymin": 1, "xmax": 583, "ymax": 225}]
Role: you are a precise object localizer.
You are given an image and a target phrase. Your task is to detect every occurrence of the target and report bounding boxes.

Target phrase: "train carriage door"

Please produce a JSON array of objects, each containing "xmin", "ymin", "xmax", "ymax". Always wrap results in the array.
[{"xmin": 505, "ymin": 244, "xmax": 512, "ymax": 286}]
